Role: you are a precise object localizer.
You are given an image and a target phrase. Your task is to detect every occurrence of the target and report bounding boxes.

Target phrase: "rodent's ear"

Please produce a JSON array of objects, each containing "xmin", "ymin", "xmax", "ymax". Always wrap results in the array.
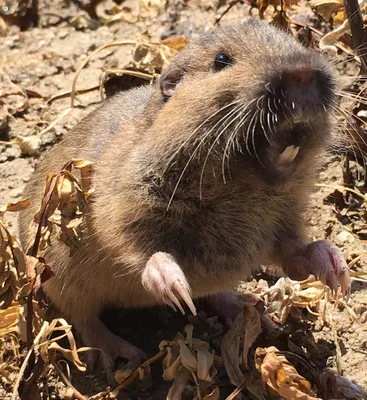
[{"xmin": 159, "ymin": 67, "xmax": 184, "ymax": 101}]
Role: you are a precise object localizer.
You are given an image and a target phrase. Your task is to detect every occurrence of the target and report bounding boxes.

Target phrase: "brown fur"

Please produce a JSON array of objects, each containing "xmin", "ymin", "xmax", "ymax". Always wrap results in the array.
[{"xmin": 19, "ymin": 19, "xmax": 337, "ymax": 353}]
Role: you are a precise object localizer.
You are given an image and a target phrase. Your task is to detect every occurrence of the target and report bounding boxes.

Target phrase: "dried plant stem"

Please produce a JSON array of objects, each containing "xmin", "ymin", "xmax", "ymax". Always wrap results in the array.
[
  {"xmin": 71, "ymin": 40, "xmax": 145, "ymax": 108},
  {"xmin": 51, "ymin": 359, "xmax": 88, "ymax": 400},
  {"xmin": 99, "ymin": 68, "xmax": 153, "ymax": 100},
  {"xmin": 225, "ymin": 376, "xmax": 248, "ymax": 400},
  {"xmin": 329, "ymin": 314, "xmax": 343, "ymax": 375},
  {"xmin": 12, "ymin": 322, "xmax": 48, "ymax": 400},
  {"xmin": 112, "ymin": 350, "xmax": 166, "ymax": 393},
  {"xmin": 344, "ymin": 0, "xmax": 367, "ymax": 73}
]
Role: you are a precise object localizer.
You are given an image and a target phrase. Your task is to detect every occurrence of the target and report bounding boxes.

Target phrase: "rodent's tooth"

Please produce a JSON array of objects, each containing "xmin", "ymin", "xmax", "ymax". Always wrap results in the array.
[{"xmin": 278, "ymin": 145, "xmax": 300, "ymax": 165}]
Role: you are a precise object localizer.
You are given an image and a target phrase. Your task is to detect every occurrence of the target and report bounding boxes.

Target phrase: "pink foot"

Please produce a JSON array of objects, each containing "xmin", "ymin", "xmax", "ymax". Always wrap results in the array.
[
  {"xmin": 286, "ymin": 240, "xmax": 350, "ymax": 296},
  {"xmin": 142, "ymin": 252, "xmax": 197, "ymax": 315},
  {"xmin": 78, "ymin": 318, "xmax": 146, "ymax": 380}
]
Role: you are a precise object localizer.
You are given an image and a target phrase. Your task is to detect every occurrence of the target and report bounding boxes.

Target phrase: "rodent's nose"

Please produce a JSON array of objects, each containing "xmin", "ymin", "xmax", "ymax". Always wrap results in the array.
[{"xmin": 283, "ymin": 70, "xmax": 316, "ymax": 87}]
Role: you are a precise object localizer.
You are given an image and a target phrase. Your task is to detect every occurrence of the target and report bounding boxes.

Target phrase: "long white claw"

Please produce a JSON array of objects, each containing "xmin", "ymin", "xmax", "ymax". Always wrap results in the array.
[{"xmin": 175, "ymin": 283, "xmax": 197, "ymax": 316}]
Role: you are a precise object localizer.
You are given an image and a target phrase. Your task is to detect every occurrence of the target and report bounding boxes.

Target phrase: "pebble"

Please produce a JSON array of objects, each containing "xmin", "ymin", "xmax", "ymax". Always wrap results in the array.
[
  {"xmin": 9, "ymin": 188, "xmax": 24, "ymax": 198},
  {"xmin": 335, "ymin": 230, "xmax": 354, "ymax": 246}
]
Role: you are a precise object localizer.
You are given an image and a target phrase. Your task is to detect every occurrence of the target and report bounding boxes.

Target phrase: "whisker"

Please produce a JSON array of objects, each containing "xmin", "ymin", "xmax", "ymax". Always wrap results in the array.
[
  {"xmin": 166, "ymin": 99, "xmax": 242, "ymax": 209},
  {"xmin": 199, "ymin": 103, "xmax": 249, "ymax": 192}
]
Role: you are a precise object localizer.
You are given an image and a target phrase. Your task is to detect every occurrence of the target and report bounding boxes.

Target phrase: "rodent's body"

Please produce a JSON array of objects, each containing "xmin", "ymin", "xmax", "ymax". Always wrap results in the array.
[
  {"xmin": 19, "ymin": 19, "xmax": 350, "ymax": 373},
  {"xmin": 21, "ymin": 85, "xmax": 295, "ymax": 313}
]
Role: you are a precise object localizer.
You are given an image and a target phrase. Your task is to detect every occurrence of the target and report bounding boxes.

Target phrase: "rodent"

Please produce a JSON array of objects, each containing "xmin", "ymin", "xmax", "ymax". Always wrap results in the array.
[{"xmin": 18, "ymin": 18, "xmax": 350, "ymax": 376}]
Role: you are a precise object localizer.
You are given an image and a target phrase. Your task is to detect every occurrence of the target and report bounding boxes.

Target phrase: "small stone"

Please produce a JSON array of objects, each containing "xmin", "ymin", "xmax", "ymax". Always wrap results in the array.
[
  {"xmin": 9, "ymin": 188, "xmax": 23, "ymax": 198},
  {"xmin": 353, "ymin": 305, "xmax": 367, "ymax": 315},
  {"xmin": 335, "ymin": 230, "xmax": 353, "ymax": 246},
  {"xmin": 4, "ymin": 147, "xmax": 21, "ymax": 161},
  {"xmin": 360, "ymin": 311, "xmax": 367, "ymax": 324}
]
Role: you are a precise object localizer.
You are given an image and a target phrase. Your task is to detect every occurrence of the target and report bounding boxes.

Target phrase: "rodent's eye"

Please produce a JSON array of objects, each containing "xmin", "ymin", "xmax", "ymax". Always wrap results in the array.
[{"xmin": 213, "ymin": 52, "xmax": 233, "ymax": 71}]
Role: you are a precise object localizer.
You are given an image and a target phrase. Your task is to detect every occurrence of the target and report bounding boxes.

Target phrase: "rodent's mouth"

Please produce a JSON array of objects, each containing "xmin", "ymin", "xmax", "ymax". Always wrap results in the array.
[
  {"xmin": 237, "ymin": 114, "xmax": 327, "ymax": 183},
  {"xmin": 234, "ymin": 66, "xmax": 335, "ymax": 182}
]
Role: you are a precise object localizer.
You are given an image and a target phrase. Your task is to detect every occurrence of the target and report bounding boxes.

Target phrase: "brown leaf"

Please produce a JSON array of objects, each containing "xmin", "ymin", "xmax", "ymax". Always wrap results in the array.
[
  {"xmin": 15, "ymin": 135, "xmax": 41, "ymax": 156},
  {"xmin": 220, "ymin": 312, "xmax": 244, "ymax": 386},
  {"xmin": 160, "ymin": 36, "xmax": 190, "ymax": 52},
  {"xmin": 255, "ymin": 347, "xmax": 321, "ymax": 400},
  {"xmin": 166, "ymin": 366, "xmax": 191, "ymax": 400},
  {"xmin": 160, "ymin": 325, "xmax": 218, "ymax": 398},
  {"xmin": 242, "ymin": 305, "xmax": 261, "ymax": 370},
  {"xmin": 25, "ymin": 255, "xmax": 38, "ymax": 287},
  {"xmin": 0, "ymin": 199, "xmax": 30, "ymax": 217},
  {"xmin": 309, "ymin": 0, "xmax": 344, "ymax": 22}
]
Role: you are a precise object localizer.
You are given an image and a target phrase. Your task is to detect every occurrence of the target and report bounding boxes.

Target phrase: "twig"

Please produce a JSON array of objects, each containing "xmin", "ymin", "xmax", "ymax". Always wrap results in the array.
[
  {"xmin": 329, "ymin": 314, "xmax": 343, "ymax": 375},
  {"xmin": 215, "ymin": 0, "xmax": 243, "ymax": 25},
  {"xmin": 99, "ymin": 68, "xmax": 153, "ymax": 100},
  {"xmin": 112, "ymin": 350, "xmax": 166, "ymax": 393},
  {"xmin": 38, "ymin": 107, "xmax": 73, "ymax": 136},
  {"xmin": 344, "ymin": 0, "xmax": 367, "ymax": 72},
  {"xmin": 315, "ymin": 183, "xmax": 367, "ymax": 202},
  {"xmin": 12, "ymin": 322, "xmax": 48, "ymax": 400},
  {"xmin": 51, "ymin": 359, "xmax": 88, "ymax": 400},
  {"xmin": 225, "ymin": 376, "xmax": 248, "ymax": 400},
  {"xmin": 47, "ymin": 87, "xmax": 99, "ymax": 106},
  {"xmin": 71, "ymin": 40, "xmax": 145, "ymax": 108}
]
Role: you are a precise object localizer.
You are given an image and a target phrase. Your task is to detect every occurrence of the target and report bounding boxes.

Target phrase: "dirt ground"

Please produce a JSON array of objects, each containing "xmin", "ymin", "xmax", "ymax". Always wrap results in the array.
[{"xmin": 1, "ymin": 0, "xmax": 367, "ymax": 399}]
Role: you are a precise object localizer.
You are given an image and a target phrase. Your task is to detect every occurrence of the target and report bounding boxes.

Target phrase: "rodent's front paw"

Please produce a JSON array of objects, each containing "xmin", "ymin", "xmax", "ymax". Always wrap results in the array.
[
  {"xmin": 301, "ymin": 240, "xmax": 350, "ymax": 296},
  {"xmin": 142, "ymin": 252, "xmax": 197, "ymax": 315}
]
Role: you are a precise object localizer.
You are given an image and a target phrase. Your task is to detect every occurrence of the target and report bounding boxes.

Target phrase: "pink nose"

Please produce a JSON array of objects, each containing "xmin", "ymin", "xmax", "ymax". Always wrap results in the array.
[{"xmin": 283, "ymin": 70, "xmax": 316, "ymax": 86}]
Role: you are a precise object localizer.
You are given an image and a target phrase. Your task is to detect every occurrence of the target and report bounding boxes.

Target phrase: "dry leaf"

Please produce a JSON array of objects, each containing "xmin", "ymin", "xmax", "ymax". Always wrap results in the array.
[
  {"xmin": 132, "ymin": 36, "xmax": 189, "ymax": 74},
  {"xmin": 255, "ymin": 346, "xmax": 322, "ymax": 400},
  {"xmin": 28, "ymin": 159, "xmax": 94, "ymax": 256},
  {"xmin": 38, "ymin": 318, "xmax": 88, "ymax": 372},
  {"xmin": 220, "ymin": 313, "xmax": 244, "ymax": 386},
  {"xmin": 309, "ymin": 0, "xmax": 344, "ymax": 22},
  {"xmin": 160, "ymin": 325, "xmax": 218, "ymax": 399},
  {"xmin": 0, "ymin": 199, "xmax": 30, "ymax": 217},
  {"xmin": 242, "ymin": 305, "xmax": 261, "ymax": 370},
  {"xmin": 15, "ymin": 135, "xmax": 41, "ymax": 156}
]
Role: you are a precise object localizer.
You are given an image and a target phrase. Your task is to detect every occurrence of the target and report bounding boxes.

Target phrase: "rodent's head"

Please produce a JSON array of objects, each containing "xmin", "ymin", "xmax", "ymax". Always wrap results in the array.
[{"xmin": 154, "ymin": 18, "xmax": 337, "ymax": 184}]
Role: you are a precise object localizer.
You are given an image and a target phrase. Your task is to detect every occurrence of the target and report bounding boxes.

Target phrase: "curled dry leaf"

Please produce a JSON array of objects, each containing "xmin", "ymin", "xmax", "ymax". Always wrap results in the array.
[
  {"xmin": 242, "ymin": 305, "xmax": 261, "ymax": 370},
  {"xmin": 0, "ymin": 200, "xmax": 29, "ymax": 309},
  {"xmin": 38, "ymin": 318, "xmax": 88, "ymax": 372},
  {"xmin": 221, "ymin": 304, "xmax": 261, "ymax": 390},
  {"xmin": 309, "ymin": 0, "xmax": 345, "ymax": 23},
  {"xmin": 310, "ymin": 0, "xmax": 367, "ymax": 53},
  {"xmin": 160, "ymin": 325, "xmax": 218, "ymax": 400},
  {"xmin": 132, "ymin": 36, "xmax": 189, "ymax": 74},
  {"xmin": 0, "ymin": 199, "xmax": 30, "ymax": 217},
  {"xmin": 258, "ymin": 277, "xmax": 329, "ymax": 325},
  {"xmin": 15, "ymin": 135, "xmax": 42, "ymax": 156},
  {"xmin": 220, "ymin": 313, "xmax": 243, "ymax": 387},
  {"xmin": 255, "ymin": 346, "xmax": 322, "ymax": 400},
  {"xmin": 0, "ymin": 302, "xmax": 21, "ymax": 337},
  {"xmin": 319, "ymin": 19, "xmax": 350, "ymax": 54},
  {"xmin": 28, "ymin": 159, "xmax": 94, "ymax": 256}
]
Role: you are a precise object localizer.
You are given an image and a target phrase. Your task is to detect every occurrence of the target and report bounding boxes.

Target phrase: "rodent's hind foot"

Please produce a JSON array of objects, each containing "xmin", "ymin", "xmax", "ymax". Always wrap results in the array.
[
  {"xmin": 78, "ymin": 318, "xmax": 146, "ymax": 381},
  {"xmin": 142, "ymin": 252, "xmax": 197, "ymax": 316},
  {"xmin": 286, "ymin": 240, "xmax": 351, "ymax": 297}
]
